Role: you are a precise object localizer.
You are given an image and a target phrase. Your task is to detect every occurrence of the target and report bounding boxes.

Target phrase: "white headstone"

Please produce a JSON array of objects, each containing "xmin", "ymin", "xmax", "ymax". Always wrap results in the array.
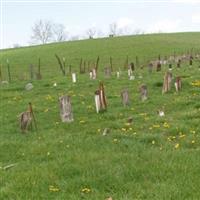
[{"xmin": 72, "ymin": 73, "xmax": 76, "ymax": 83}]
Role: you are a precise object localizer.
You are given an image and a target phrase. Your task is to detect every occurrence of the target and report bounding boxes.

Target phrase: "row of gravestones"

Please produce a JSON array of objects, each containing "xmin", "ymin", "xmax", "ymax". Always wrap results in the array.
[
  {"xmin": 20, "ymin": 69, "xmax": 181, "ymax": 133},
  {"xmin": 1, "ymin": 52, "xmax": 198, "ymax": 83}
]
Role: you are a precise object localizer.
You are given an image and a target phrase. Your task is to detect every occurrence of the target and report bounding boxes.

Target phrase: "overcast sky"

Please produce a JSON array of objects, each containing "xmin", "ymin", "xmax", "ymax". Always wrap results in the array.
[{"xmin": 1, "ymin": 0, "xmax": 200, "ymax": 49}]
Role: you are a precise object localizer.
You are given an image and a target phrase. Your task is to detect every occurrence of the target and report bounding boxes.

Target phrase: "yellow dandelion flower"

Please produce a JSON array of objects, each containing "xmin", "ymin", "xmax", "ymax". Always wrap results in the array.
[
  {"xmin": 49, "ymin": 185, "xmax": 60, "ymax": 192},
  {"xmin": 191, "ymin": 140, "xmax": 195, "ymax": 144},
  {"xmin": 81, "ymin": 187, "xmax": 91, "ymax": 193},
  {"xmin": 125, "ymin": 123, "xmax": 130, "ymax": 126},
  {"xmin": 113, "ymin": 138, "xmax": 118, "ymax": 143},
  {"xmin": 163, "ymin": 122, "xmax": 170, "ymax": 128},
  {"xmin": 121, "ymin": 128, "xmax": 126, "ymax": 131},
  {"xmin": 152, "ymin": 140, "xmax": 155, "ymax": 145},
  {"xmin": 175, "ymin": 143, "xmax": 180, "ymax": 149},
  {"xmin": 153, "ymin": 124, "xmax": 160, "ymax": 128}
]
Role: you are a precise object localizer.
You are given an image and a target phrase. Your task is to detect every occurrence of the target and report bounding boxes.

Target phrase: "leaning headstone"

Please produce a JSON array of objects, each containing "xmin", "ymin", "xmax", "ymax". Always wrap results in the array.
[
  {"xmin": 25, "ymin": 83, "xmax": 33, "ymax": 91},
  {"xmin": 102, "ymin": 128, "xmax": 110, "ymax": 136},
  {"xmin": 59, "ymin": 95, "xmax": 74, "ymax": 122},
  {"xmin": 18, "ymin": 102, "xmax": 37, "ymax": 133},
  {"xmin": 94, "ymin": 83, "xmax": 107, "ymax": 113},
  {"xmin": 174, "ymin": 77, "xmax": 181, "ymax": 92},
  {"xmin": 139, "ymin": 84, "xmax": 148, "ymax": 101},
  {"xmin": 121, "ymin": 89, "xmax": 130, "ymax": 106},
  {"xmin": 162, "ymin": 72, "xmax": 172, "ymax": 94},
  {"xmin": 18, "ymin": 111, "xmax": 32, "ymax": 132}
]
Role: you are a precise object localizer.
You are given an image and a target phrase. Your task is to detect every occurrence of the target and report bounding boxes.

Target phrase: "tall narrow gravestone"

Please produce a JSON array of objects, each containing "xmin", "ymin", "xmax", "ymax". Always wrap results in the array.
[
  {"xmin": 175, "ymin": 77, "xmax": 182, "ymax": 92},
  {"xmin": 59, "ymin": 96, "xmax": 74, "ymax": 122},
  {"xmin": 94, "ymin": 83, "xmax": 107, "ymax": 113},
  {"xmin": 162, "ymin": 72, "xmax": 172, "ymax": 94},
  {"xmin": 121, "ymin": 89, "xmax": 130, "ymax": 106},
  {"xmin": 72, "ymin": 73, "xmax": 76, "ymax": 83},
  {"xmin": 139, "ymin": 84, "xmax": 148, "ymax": 101}
]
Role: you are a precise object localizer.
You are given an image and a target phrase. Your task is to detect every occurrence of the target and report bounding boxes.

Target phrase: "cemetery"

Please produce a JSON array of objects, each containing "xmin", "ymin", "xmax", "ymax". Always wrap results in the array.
[{"xmin": 0, "ymin": 32, "xmax": 200, "ymax": 199}]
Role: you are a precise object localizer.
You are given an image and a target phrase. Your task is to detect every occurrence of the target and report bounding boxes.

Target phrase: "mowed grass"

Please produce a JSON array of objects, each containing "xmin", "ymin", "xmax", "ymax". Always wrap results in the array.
[{"xmin": 0, "ymin": 33, "xmax": 200, "ymax": 199}]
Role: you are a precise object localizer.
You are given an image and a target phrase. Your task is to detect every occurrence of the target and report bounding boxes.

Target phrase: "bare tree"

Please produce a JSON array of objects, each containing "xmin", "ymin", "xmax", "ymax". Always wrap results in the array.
[
  {"xmin": 86, "ymin": 27, "xmax": 96, "ymax": 39},
  {"xmin": 109, "ymin": 22, "xmax": 118, "ymax": 36},
  {"xmin": 53, "ymin": 23, "xmax": 67, "ymax": 42},
  {"xmin": 13, "ymin": 43, "xmax": 21, "ymax": 48},
  {"xmin": 133, "ymin": 29, "xmax": 145, "ymax": 35},
  {"xmin": 31, "ymin": 19, "xmax": 53, "ymax": 44}
]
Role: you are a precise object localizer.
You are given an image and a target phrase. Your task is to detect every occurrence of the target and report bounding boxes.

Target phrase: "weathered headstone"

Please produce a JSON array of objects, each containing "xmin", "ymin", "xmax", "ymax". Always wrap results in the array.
[
  {"xmin": 94, "ymin": 83, "xmax": 107, "ymax": 113},
  {"xmin": 59, "ymin": 96, "xmax": 74, "ymax": 122},
  {"xmin": 104, "ymin": 67, "xmax": 111, "ymax": 78},
  {"xmin": 121, "ymin": 89, "xmax": 130, "ymax": 106},
  {"xmin": 162, "ymin": 72, "xmax": 172, "ymax": 94},
  {"xmin": 25, "ymin": 83, "xmax": 33, "ymax": 91},
  {"xmin": 18, "ymin": 111, "xmax": 32, "ymax": 132},
  {"xmin": 18, "ymin": 102, "xmax": 37, "ymax": 133},
  {"xmin": 174, "ymin": 77, "xmax": 181, "ymax": 92},
  {"xmin": 139, "ymin": 84, "xmax": 148, "ymax": 101}
]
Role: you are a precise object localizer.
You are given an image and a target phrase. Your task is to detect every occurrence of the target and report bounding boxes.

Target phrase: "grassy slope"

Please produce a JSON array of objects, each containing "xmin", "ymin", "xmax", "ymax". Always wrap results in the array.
[{"xmin": 0, "ymin": 33, "xmax": 200, "ymax": 199}]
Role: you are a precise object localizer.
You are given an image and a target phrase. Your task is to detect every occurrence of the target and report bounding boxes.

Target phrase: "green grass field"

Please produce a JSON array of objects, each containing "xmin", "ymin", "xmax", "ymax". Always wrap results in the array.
[{"xmin": 0, "ymin": 32, "xmax": 200, "ymax": 199}]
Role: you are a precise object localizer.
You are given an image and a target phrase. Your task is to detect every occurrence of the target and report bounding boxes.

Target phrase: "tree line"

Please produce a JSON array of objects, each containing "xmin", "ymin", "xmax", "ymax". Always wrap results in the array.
[{"xmin": 30, "ymin": 19, "xmax": 145, "ymax": 45}]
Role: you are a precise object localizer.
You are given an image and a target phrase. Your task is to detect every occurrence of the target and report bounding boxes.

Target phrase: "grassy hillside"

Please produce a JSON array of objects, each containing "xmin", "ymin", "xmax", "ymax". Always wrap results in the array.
[
  {"xmin": 1, "ymin": 32, "xmax": 200, "ymax": 78},
  {"xmin": 0, "ymin": 33, "xmax": 200, "ymax": 199}
]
